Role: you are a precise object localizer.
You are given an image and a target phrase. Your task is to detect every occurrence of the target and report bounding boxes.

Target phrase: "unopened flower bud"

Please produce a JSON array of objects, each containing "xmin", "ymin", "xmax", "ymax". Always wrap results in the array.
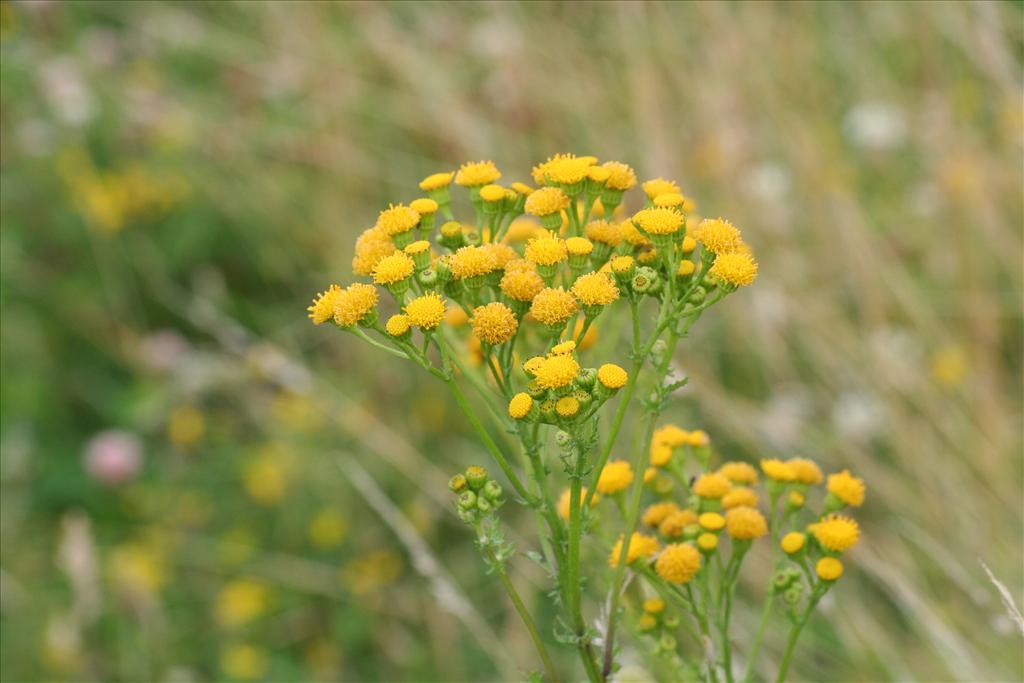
[
  {"xmin": 687, "ymin": 286, "xmax": 707, "ymax": 304},
  {"xmin": 576, "ymin": 367, "xmax": 597, "ymax": 390},
  {"xmin": 449, "ymin": 474, "xmax": 467, "ymax": 492},
  {"xmin": 783, "ymin": 584, "xmax": 803, "ymax": 606},
  {"xmin": 476, "ymin": 495, "xmax": 493, "ymax": 514},
  {"xmin": 482, "ymin": 480, "xmax": 503, "ymax": 502},
  {"xmin": 417, "ymin": 268, "xmax": 438, "ymax": 287},
  {"xmin": 466, "ymin": 466, "xmax": 488, "ymax": 490},
  {"xmin": 458, "ymin": 490, "xmax": 477, "ymax": 510},
  {"xmin": 555, "ymin": 430, "xmax": 571, "ymax": 448}
]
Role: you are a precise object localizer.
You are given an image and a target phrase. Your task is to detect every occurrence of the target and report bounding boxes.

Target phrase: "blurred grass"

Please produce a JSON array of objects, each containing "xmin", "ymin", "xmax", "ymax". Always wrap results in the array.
[{"xmin": 1, "ymin": 1, "xmax": 1022, "ymax": 681}]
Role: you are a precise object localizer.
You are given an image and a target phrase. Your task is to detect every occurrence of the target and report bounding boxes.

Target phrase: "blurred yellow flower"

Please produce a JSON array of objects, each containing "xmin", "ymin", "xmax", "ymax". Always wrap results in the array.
[
  {"xmin": 220, "ymin": 643, "xmax": 268, "ymax": 680},
  {"xmin": 109, "ymin": 543, "xmax": 164, "ymax": 597},
  {"xmin": 215, "ymin": 578, "xmax": 269, "ymax": 629},
  {"xmin": 308, "ymin": 509, "xmax": 348, "ymax": 550},
  {"xmin": 168, "ymin": 405, "xmax": 204, "ymax": 448}
]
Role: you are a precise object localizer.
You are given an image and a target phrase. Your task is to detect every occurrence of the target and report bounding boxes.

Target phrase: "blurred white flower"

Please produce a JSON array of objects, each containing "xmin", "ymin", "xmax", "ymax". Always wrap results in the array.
[
  {"xmin": 759, "ymin": 386, "xmax": 811, "ymax": 448},
  {"xmin": 83, "ymin": 430, "xmax": 142, "ymax": 487},
  {"xmin": 40, "ymin": 58, "xmax": 95, "ymax": 126},
  {"xmin": 843, "ymin": 102, "xmax": 907, "ymax": 151},
  {"xmin": 744, "ymin": 162, "xmax": 790, "ymax": 202},
  {"xmin": 831, "ymin": 390, "xmax": 886, "ymax": 440}
]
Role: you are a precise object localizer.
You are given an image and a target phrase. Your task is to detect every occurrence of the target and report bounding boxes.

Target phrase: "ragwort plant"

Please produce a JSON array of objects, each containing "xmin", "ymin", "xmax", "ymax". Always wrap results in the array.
[{"xmin": 308, "ymin": 155, "xmax": 867, "ymax": 683}]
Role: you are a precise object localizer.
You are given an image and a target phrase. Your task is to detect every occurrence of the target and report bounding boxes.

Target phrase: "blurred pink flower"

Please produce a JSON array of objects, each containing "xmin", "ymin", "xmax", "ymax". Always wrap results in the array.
[{"xmin": 83, "ymin": 430, "xmax": 142, "ymax": 487}]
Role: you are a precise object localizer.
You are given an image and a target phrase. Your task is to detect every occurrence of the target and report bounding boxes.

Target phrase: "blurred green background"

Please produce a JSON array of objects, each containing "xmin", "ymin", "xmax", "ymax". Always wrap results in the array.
[{"xmin": 1, "ymin": 2, "xmax": 1022, "ymax": 682}]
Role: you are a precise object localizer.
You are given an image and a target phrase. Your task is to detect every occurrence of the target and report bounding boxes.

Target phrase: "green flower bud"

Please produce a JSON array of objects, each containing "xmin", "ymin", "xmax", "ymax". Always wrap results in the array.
[
  {"xmin": 449, "ymin": 474, "xmax": 467, "ymax": 492},
  {"xmin": 482, "ymin": 480, "xmax": 503, "ymax": 502},
  {"xmin": 417, "ymin": 268, "xmax": 438, "ymax": 287},
  {"xmin": 466, "ymin": 466, "xmax": 488, "ymax": 490},
  {"xmin": 458, "ymin": 491, "xmax": 477, "ymax": 510}
]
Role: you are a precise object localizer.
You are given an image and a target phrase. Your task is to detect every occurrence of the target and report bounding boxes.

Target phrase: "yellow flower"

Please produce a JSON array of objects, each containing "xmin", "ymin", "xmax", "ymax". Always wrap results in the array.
[
  {"xmin": 597, "ymin": 363, "xmax": 629, "ymax": 389},
  {"xmin": 333, "ymin": 283, "xmax": 378, "ymax": 327},
  {"xmin": 698, "ymin": 512, "xmax": 725, "ymax": 531},
  {"xmin": 450, "ymin": 245, "xmax": 498, "ymax": 279},
  {"xmin": 508, "ymin": 392, "xmax": 534, "ymax": 419},
  {"xmin": 168, "ymin": 405, "xmax": 204, "ymax": 447},
  {"xmin": 619, "ymin": 219, "xmax": 652, "ymax": 247},
  {"xmin": 709, "ymin": 252, "xmax": 758, "ymax": 287},
  {"xmin": 827, "ymin": 469, "xmax": 866, "ymax": 507},
  {"xmin": 309, "ymin": 509, "xmax": 348, "ymax": 549},
  {"xmin": 405, "ymin": 239, "xmax": 432, "ymax": 256},
  {"xmin": 597, "ymin": 460, "xmax": 634, "ymax": 494},
  {"xmin": 587, "ymin": 166, "xmax": 611, "ymax": 183},
  {"xmin": 565, "ymin": 236, "xmax": 594, "ymax": 257},
  {"xmin": 695, "ymin": 218, "xmax": 742, "ymax": 254},
  {"xmin": 814, "ymin": 514, "xmax": 860, "ymax": 552},
  {"xmin": 308, "ymin": 284, "xmax": 343, "ymax": 325},
  {"xmin": 455, "ymin": 160, "xmax": 501, "ymax": 187},
  {"xmin": 530, "ymin": 287, "xmax": 578, "ymax": 325},
  {"xmin": 419, "ymin": 171, "xmax": 454, "ymax": 191},
  {"xmin": 642, "ymin": 502, "xmax": 680, "ymax": 527},
  {"xmin": 243, "ymin": 449, "xmax": 291, "ymax": 505},
  {"xmin": 557, "ymin": 486, "xmax": 599, "ymax": 519},
  {"xmin": 697, "ymin": 533, "xmax": 719, "ymax": 552},
  {"xmin": 632, "ymin": 207, "xmax": 685, "ymax": 236},
  {"xmin": 556, "ymin": 396, "xmax": 580, "ymax": 417},
  {"xmin": 642, "ymin": 177, "xmax": 681, "ymax": 199},
  {"xmin": 781, "ymin": 532, "xmax": 806, "ymax": 555},
  {"xmin": 787, "ymin": 458, "xmax": 823, "ymax": 486},
  {"xmin": 654, "ymin": 543, "xmax": 701, "ymax": 583},
  {"xmin": 585, "ymin": 220, "xmax": 623, "ymax": 247},
  {"xmin": 524, "ymin": 233, "xmax": 569, "ymax": 265},
  {"xmin": 543, "ymin": 155, "xmax": 594, "ymax": 186},
  {"xmin": 525, "ymin": 187, "xmax": 570, "ymax": 217},
  {"xmin": 788, "ymin": 491, "xmax": 805, "ymax": 508},
  {"xmin": 522, "ymin": 355, "xmax": 545, "ymax": 376},
  {"xmin": 692, "ymin": 473, "xmax": 732, "ymax": 499},
  {"xmin": 761, "ymin": 458, "xmax": 796, "ymax": 482},
  {"xmin": 404, "ymin": 292, "xmax": 447, "ymax": 330},
  {"xmin": 352, "ymin": 226, "xmax": 397, "ymax": 276},
  {"xmin": 610, "ymin": 255, "xmax": 635, "ymax": 274},
  {"xmin": 503, "ymin": 217, "xmax": 543, "ymax": 243},
  {"xmin": 643, "ymin": 598, "xmax": 665, "ymax": 614},
  {"xmin": 571, "ymin": 272, "xmax": 619, "ymax": 307},
  {"xmin": 725, "ymin": 506, "xmax": 768, "ymax": 540},
  {"xmin": 609, "ymin": 532, "xmax": 660, "ymax": 568},
  {"xmin": 638, "ymin": 613, "xmax": 657, "ymax": 631},
  {"xmin": 409, "ymin": 197, "xmax": 438, "ymax": 215},
  {"xmin": 215, "ymin": 578, "xmax": 268, "ymax": 628},
  {"xmin": 532, "ymin": 153, "xmax": 585, "ymax": 184},
  {"xmin": 650, "ymin": 443, "xmax": 672, "ymax": 467},
  {"xmin": 511, "ymin": 181, "xmax": 534, "ymax": 196},
  {"xmin": 722, "ymin": 487, "xmax": 758, "ymax": 510},
  {"xmin": 550, "ymin": 340, "xmax": 576, "ymax": 355},
  {"xmin": 687, "ymin": 430, "xmax": 709, "ymax": 447},
  {"xmin": 109, "ymin": 543, "xmax": 164, "ymax": 596},
  {"xmin": 471, "ymin": 302, "xmax": 518, "ymax": 344},
  {"xmin": 816, "ymin": 556, "xmax": 843, "ymax": 581},
  {"xmin": 571, "ymin": 317, "xmax": 599, "ymax": 350},
  {"xmin": 533, "ymin": 354, "xmax": 580, "ymax": 389},
  {"xmin": 601, "ymin": 161, "xmax": 638, "ymax": 191},
  {"xmin": 479, "ymin": 183, "xmax": 506, "ymax": 203},
  {"xmin": 376, "ymin": 203, "xmax": 420, "ymax": 237},
  {"xmin": 385, "ymin": 314, "xmax": 411, "ymax": 337},
  {"xmin": 715, "ymin": 462, "xmax": 757, "ymax": 487},
  {"xmin": 659, "ymin": 509, "xmax": 698, "ymax": 538},
  {"xmin": 372, "ymin": 251, "xmax": 415, "ymax": 285},
  {"xmin": 653, "ymin": 424, "xmax": 689, "ymax": 448},
  {"xmin": 482, "ymin": 242, "xmax": 518, "ymax": 269},
  {"xmin": 500, "ymin": 268, "xmax": 545, "ymax": 302},
  {"xmin": 220, "ymin": 644, "xmax": 268, "ymax": 681}
]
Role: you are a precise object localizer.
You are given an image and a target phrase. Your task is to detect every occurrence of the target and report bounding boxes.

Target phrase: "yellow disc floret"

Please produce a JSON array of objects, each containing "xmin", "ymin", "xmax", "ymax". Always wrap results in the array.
[
  {"xmin": 602, "ymin": 161, "xmax": 638, "ymax": 191},
  {"xmin": 419, "ymin": 172, "xmax": 454, "ymax": 191},
  {"xmin": 597, "ymin": 363, "xmax": 628, "ymax": 389},
  {"xmin": 814, "ymin": 514, "xmax": 860, "ymax": 552},
  {"xmin": 530, "ymin": 287, "xmax": 578, "ymax": 325},
  {"xmin": 827, "ymin": 469, "xmax": 866, "ymax": 507},
  {"xmin": 698, "ymin": 512, "xmax": 725, "ymax": 531},
  {"xmin": 372, "ymin": 252, "xmax": 415, "ymax": 285},
  {"xmin": 695, "ymin": 218, "xmax": 742, "ymax": 254},
  {"xmin": 816, "ymin": 557, "xmax": 844, "ymax": 581},
  {"xmin": 781, "ymin": 532, "xmax": 806, "ymax": 555},
  {"xmin": 632, "ymin": 207, "xmax": 685, "ymax": 236},
  {"xmin": 524, "ymin": 233, "xmax": 569, "ymax": 265},
  {"xmin": 655, "ymin": 543, "xmax": 701, "ymax": 583},
  {"xmin": 659, "ymin": 510, "xmax": 698, "ymax": 538},
  {"xmin": 449, "ymin": 245, "xmax": 498, "ymax": 279},
  {"xmin": 722, "ymin": 487, "xmax": 759, "ymax": 510},
  {"xmin": 525, "ymin": 187, "xmax": 570, "ymax": 217},
  {"xmin": 642, "ymin": 177, "xmax": 681, "ymax": 199},
  {"xmin": 471, "ymin": 302, "xmax": 518, "ymax": 345},
  {"xmin": 597, "ymin": 460, "xmax": 634, "ymax": 494},
  {"xmin": 710, "ymin": 252, "xmax": 758, "ymax": 287},
  {"xmin": 557, "ymin": 487, "xmax": 599, "ymax": 519},
  {"xmin": 533, "ymin": 354, "xmax": 580, "ymax": 389},
  {"xmin": 455, "ymin": 160, "xmax": 501, "ymax": 187},
  {"xmin": 500, "ymin": 268, "xmax": 545, "ymax": 303},
  {"xmin": 642, "ymin": 502, "xmax": 680, "ymax": 528},
  {"xmin": 761, "ymin": 458, "xmax": 797, "ymax": 482},
  {"xmin": 403, "ymin": 292, "xmax": 446, "ymax": 330},
  {"xmin": 609, "ymin": 532, "xmax": 660, "ymax": 568},
  {"xmin": 787, "ymin": 458, "xmax": 824, "ymax": 486},
  {"xmin": 565, "ymin": 236, "xmax": 594, "ymax": 257},
  {"xmin": 409, "ymin": 197, "xmax": 439, "ymax": 215},
  {"xmin": 585, "ymin": 220, "xmax": 623, "ymax": 247},
  {"xmin": 718, "ymin": 462, "xmax": 758, "ymax": 485},
  {"xmin": 725, "ymin": 506, "xmax": 768, "ymax": 540},
  {"xmin": 376, "ymin": 203, "xmax": 420, "ymax": 237},
  {"xmin": 508, "ymin": 393, "xmax": 534, "ymax": 419},
  {"xmin": 308, "ymin": 284, "xmax": 343, "ymax": 325},
  {"xmin": 333, "ymin": 283, "xmax": 378, "ymax": 328},
  {"xmin": 352, "ymin": 226, "xmax": 397, "ymax": 276},
  {"xmin": 571, "ymin": 272, "xmax": 619, "ymax": 306},
  {"xmin": 556, "ymin": 396, "xmax": 580, "ymax": 417},
  {"xmin": 692, "ymin": 473, "xmax": 732, "ymax": 499},
  {"xmin": 385, "ymin": 314, "xmax": 411, "ymax": 337}
]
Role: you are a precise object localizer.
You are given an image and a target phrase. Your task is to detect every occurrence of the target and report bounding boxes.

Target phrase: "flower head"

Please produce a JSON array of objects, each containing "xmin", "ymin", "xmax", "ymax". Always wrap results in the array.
[
  {"xmin": 449, "ymin": 245, "xmax": 498, "ymax": 279},
  {"xmin": 333, "ymin": 283, "xmax": 378, "ymax": 327},
  {"xmin": 619, "ymin": 219, "xmax": 652, "ymax": 247},
  {"xmin": 597, "ymin": 363, "xmax": 628, "ymax": 389},
  {"xmin": 508, "ymin": 393, "xmax": 533, "ymax": 419},
  {"xmin": 787, "ymin": 458, "xmax": 824, "ymax": 486},
  {"xmin": 718, "ymin": 461, "xmax": 758, "ymax": 485},
  {"xmin": 533, "ymin": 354, "xmax": 580, "ymax": 389},
  {"xmin": 814, "ymin": 514, "xmax": 860, "ymax": 552},
  {"xmin": 644, "ymin": 598, "xmax": 665, "ymax": 614},
  {"xmin": 419, "ymin": 172, "xmax": 454, "ymax": 191},
  {"xmin": 455, "ymin": 160, "xmax": 501, "ymax": 187},
  {"xmin": 557, "ymin": 487, "xmax": 599, "ymax": 520},
  {"xmin": 725, "ymin": 506, "xmax": 768, "ymax": 540},
  {"xmin": 530, "ymin": 287, "xmax": 578, "ymax": 325},
  {"xmin": 308, "ymin": 284, "xmax": 343, "ymax": 325},
  {"xmin": 352, "ymin": 226, "xmax": 397, "ymax": 276},
  {"xmin": 698, "ymin": 512, "xmax": 725, "ymax": 531},
  {"xmin": 597, "ymin": 460, "xmax": 634, "ymax": 494},
  {"xmin": 601, "ymin": 161, "xmax": 638, "ymax": 191},
  {"xmin": 385, "ymin": 314, "xmax": 411, "ymax": 337},
  {"xmin": 781, "ymin": 532, "xmax": 806, "ymax": 555},
  {"xmin": 372, "ymin": 252, "xmax": 415, "ymax": 285},
  {"xmin": 642, "ymin": 177, "xmax": 681, "ymax": 199},
  {"xmin": 556, "ymin": 396, "xmax": 580, "ymax": 417},
  {"xmin": 709, "ymin": 252, "xmax": 758, "ymax": 287},
  {"xmin": 500, "ymin": 268, "xmax": 545, "ymax": 302},
  {"xmin": 403, "ymin": 292, "xmax": 446, "ymax": 330},
  {"xmin": 722, "ymin": 487, "xmax": 759, "ymax": 510},
  {"xmin": 549, "ymin": 340, "xmax": 576, "ymax": 355},
  {"xmin": 524, "ymin": 233, "xmax": 568, "ymax": 265},
  {"xmin": 632, "ymin": 207, "xmax": 685, "ymax": 236},
  {"xmin": 609, "ymin": 532, "xmax": 660, "ymax": 568},
  {"xmin": 695, "ymin": 218, "xmax": 743, "ymax": 254},
  {"xmin": 827, "ymin": 469, "xmax": 866, "ymax": 507},
  {"xmin": 376, "ymin": 203, "xmax": 420, "ymax": 237},
  {"xmin": 565, "ymin": 236, "xmax": 594, "ymax": 257},
  {"xmin": 692, "ymin": 473, "xmax": 732, "ymax": 499},
  {"xmin": 543, "ymin": 155, "xmax": 594, "ymax": 185},
  {"xmin": 585, "ymin": 220, "xmax": 623, "ymax": 247},
  {"xmin": 525, "ymin": 187, "xmax": 570, "ymax": 217},
  {"xmin": 482, "ymin": 242, "xmax": 519, "ymax": 269},
  {"xmin": 478, "ymin": 184, "xmax": 506, "ymax": 203},
  {"xmin": 642, "ymin": 502, "xmax": 680, "ymax": 528},
  {"xmin": 816, "ymin": 556, "xmax": 844, "ymax": 581},
  {"xmin": 471, "ymin": 302, "xmax": 518, "ymax": 345},
  {"xmin": 571, "ymin": 272, "xmax": 619, "ymax": 306},
  {"xmin": 659, "ymin": 509, "xmax": 698, "ymax": 538},
  {"xmin": 655, "ymin": 543, "xmax": 701, "ymax": 583},
  {"xmin": 761, "ymin": 458, "xmax": 797, "ymax": 482}
]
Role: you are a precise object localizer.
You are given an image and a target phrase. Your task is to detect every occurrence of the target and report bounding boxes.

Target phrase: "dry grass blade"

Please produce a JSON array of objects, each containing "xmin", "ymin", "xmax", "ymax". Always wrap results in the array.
[{"xmin": 980, "ymin": 558, "xmax": 1024, "ymax": 637}]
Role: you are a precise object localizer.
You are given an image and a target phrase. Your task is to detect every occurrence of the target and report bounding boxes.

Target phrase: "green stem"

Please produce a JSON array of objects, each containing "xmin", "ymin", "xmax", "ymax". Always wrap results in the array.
[
  {"xmin": 743, "ymin": 593, "xmax": 774, "ymax": 683},
  {"xmin": 566, "ymin": 438, "xmax": 603, "ymax": 683}
]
